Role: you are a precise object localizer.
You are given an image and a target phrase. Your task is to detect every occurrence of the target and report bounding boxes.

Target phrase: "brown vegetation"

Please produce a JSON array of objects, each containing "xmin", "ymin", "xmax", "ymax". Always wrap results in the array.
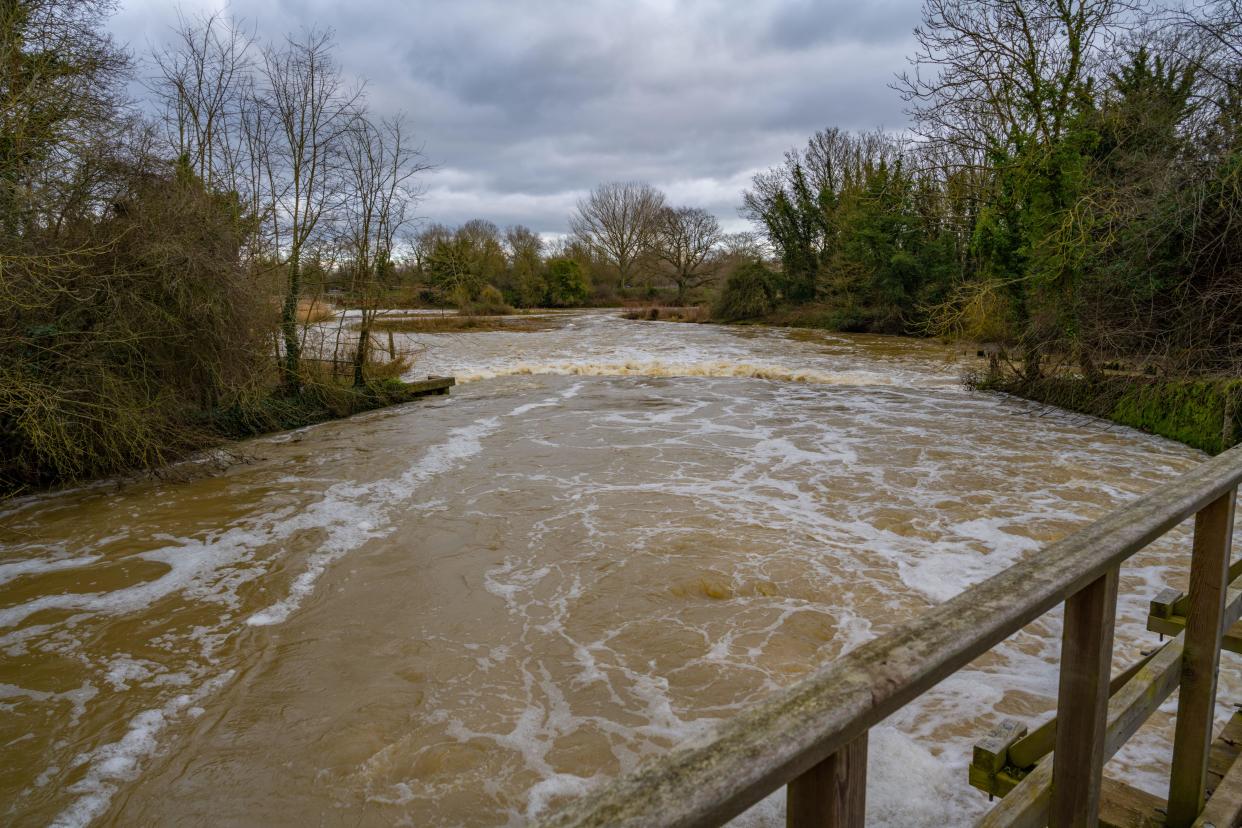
[
  {"xmin": 296, "ymin": 299, "xmax": 336, "ymax": 324},
  {"xmin": 370, "ymin": 315, "xmax": 558, "ymax": 334},
  {"xmin": 620, "ymin": 306, "xmax": 710, "ymax": 323}
]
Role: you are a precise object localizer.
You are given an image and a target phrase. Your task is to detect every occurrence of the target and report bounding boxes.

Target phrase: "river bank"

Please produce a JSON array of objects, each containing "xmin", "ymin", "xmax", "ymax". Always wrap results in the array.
[
  {"xmin": 0, "ymin": 376, "xmax": 453, "ymax": 500},
  {"xmin": 629, "ymin": 306, "xmax": 1242, "ymax": 456},
  {"xmin": 974, "ymin": 373, "xmax": 1242, "ymax": 456}
]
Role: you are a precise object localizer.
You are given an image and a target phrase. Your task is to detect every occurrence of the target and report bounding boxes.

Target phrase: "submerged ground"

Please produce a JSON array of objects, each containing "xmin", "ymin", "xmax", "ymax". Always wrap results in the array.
[{"xmin": 1, "ymin": 311, "xmax": 1236, "ymax": 826}]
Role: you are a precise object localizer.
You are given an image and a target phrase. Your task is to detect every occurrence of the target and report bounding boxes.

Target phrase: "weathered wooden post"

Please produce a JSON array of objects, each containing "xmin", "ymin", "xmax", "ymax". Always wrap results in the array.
[
  {"xmin": 1167, "ymin": 487, "xmax": 1238, "ymax": 827},
  {"xmin": 786, "ymin": 732, "xmax": 868, "ymax": 828},
  {"xmin": 1050, "ymin": 566, "xmax": 1119, "ymax": 826}
]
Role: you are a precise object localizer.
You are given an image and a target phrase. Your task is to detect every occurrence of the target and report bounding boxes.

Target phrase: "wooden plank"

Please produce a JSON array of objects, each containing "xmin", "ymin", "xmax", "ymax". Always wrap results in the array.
[
  {"xmin": 1153, "ymin": 587, "xmax": 1184, "ymax": 620},
  {"xmin": 973, "ymin": 719, "xmax": 1027, "ymax": 775},
  {"xmin": 977, "ymin": 635, "xmax": 1184, "ymax": 828},
  {"xmin": 1098, "ymin": 777, "xmax": 1166, "ymax": 828},
  {"xmin": 540, "ymin": 446, "xmax": 1242, "ymax": 828},
  {"xmin": 403, "ymin": 375, "xmax": 455, "ymax": 396},
  {"xmin": 979, "ymin": 582, "xmax": 1242, "ymax": 828},
  {"xmin": 1001, "ymin": 643, "xmax": 1164, "ymax": 774},
  {"xmin": 1168, "ymin": 488, "xmax": 1238, "ymax": 827},
  {"xmin": 786, "ymin": 732, "xmax": 867, "ymax": 828},
  {"xmin": 1206, "ymin": 711, "xmax": 1242, "ymax": 799},
  {"xmin": 1195, "ymin": 712, "xmax": 1242, "ymax": 828},
  {"xmin": 1149, "ymin": 616, "xmax": 1242, "ymax": 656},
  {"xmin": 1171, "ymin": 556, "xmax": 1242, "ymax": 618},
  {"xmin": 1051, "ymin": 567, "xmax": 1120, "ymax": 826}
]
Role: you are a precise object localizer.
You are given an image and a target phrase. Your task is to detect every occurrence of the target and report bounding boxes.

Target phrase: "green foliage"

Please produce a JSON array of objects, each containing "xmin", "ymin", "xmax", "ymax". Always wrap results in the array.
[
  {"xmin": 517, "ymin": 269, "xmax": 549, "ymax": 308},
  {"xmin": 743, "ymin": 131, "xmax": 965, "ymax": 333},
  {"xmin": 543, "ymin": 258, "xmax": 590, "ymax": 307},
  {"xmin": 712, "ymin": 261, "xmax": 777, "ymax": 321},
  {"xmin": 742, "ymin": 40, "xmax": 1241, "ymax": 379},
  {"xmin": 453, "ymin": 283, "xmax": 513, "ymax": 316},
  {"xmin": 1109, "ymin": 381, "xmax": 1241, "ymax": 455}
]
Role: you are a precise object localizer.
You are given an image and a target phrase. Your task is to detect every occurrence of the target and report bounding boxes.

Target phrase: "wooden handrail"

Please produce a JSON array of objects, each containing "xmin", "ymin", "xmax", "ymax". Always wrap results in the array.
[{"xmin": 541, "ymin": 444, "xmax": 1242, "ymax": 828}]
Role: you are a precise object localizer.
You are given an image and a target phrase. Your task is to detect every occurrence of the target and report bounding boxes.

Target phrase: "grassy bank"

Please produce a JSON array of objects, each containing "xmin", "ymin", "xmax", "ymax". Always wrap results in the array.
[
  {"xmin": 1, "ymin": 378, "xmax": 445, "ymax": 499},
  {"xmin": 205, "ymin": 378, "xmax": 444, "ymax": 442},
  {"xmin": 977, "ymin": 374, "xmax": 1242, "ymax": 455}
]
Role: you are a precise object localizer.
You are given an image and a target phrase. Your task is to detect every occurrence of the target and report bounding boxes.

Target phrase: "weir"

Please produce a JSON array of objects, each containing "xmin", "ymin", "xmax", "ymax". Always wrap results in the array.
[{"xmin": 540, "ymin": 444, "xmax": 1242, "ymax": 827}]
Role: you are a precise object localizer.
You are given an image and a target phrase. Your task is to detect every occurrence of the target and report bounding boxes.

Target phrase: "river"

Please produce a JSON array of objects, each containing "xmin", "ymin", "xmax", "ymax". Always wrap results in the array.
[{"xmin": 1, "ymin": 311, "xmax": 1233, "ymax": 826}]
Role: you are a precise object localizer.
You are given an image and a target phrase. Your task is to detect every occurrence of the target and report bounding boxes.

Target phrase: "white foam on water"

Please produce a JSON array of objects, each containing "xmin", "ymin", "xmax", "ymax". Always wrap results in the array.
[
  {"xmin": 0, "ymin": 555, "xmax": 102, "ymax": 586},
  {"xmin": 103, "ymin": 658, "xmax": 157, "ymax": 691},
  {"xmin": 6, "ymin": 311, "xmax": 1226, "ymax": 826},
  {"xmin": 444, "ymin": 366, "xmax": 1219, "ymax": 825},
  {"xmin": 0, "ymin": 410, "xmax": 513, "ymax": 632},
  {"xmin": 0, "ymin": 521, "xmax": 285, "ymax": 630},
  {"xmin": 449, "ymin": 359, "xmax": 920, "ymax": 388},
  {"xmin": 246, "ymin": 414, "xmax": 504, "ymax": 626},
  {"xmin": 50, "ymin": 671, "xmax": 234, "ymax": 828},
  {"xmin": 248, "ymin": 382, "xmax": 584, "ymax": 627}
]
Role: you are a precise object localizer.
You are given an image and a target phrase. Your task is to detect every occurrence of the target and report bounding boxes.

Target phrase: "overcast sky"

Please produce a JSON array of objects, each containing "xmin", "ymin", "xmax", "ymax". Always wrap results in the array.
[{"xmin": 109, "ymin": 0, "xmax": 921, "ymax": 236}]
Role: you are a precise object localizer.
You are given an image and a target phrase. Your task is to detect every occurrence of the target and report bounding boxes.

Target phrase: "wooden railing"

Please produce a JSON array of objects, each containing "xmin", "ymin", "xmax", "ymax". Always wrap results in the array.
[{"xmin": 541, "ymin": 444, "xmax": 1242, "ymax": 828}]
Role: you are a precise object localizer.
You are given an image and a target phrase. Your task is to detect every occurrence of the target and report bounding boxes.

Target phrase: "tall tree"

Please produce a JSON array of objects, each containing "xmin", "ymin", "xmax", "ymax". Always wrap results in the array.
[
  {"xmin": 505, "ymin": 224, "xmax": 545, "ymax": 306},
  {"xmin": 150, "ymin": 10, "xmax": 255, "ymax": 193},
  {"xmin": 651, "ymin": 206, "xmax": 723, "ymax": 305},
  {"xmin": 260, "ymin": 28, "xmax": 358, "ymax": 389},
  {"xmin": 569, "ymin": 181, "xmax": 665, "ymax": 289},
  {"xmin": 341, "ymin": 113, "xmax": 426, "ymax": 386}
]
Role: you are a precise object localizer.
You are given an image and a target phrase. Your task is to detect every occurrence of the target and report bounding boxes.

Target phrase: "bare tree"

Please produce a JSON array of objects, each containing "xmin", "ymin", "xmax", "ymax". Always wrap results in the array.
[
  {"xmin": 341, "ymin": 113, "xmax": 427, "ymax": 385},
  {"xmin": 259, "ymin": 28, "xmax": 359, "ymax": 389},
  {"xmin": 719, "ymin": 231, "xmax": 764, "ymax": 260},
  {"xmin": 651, "ymin": 206, "xmax": 723, "ymax": 305},
  {"xmin": 569, "ymin": 181, "xmax": 665, "ymax": 289},
  {"xmin": 897, "ymin": 0, "xmax": 1135, "ymax": 157},
  {"xmin": 150, "ymin": 10, "xmax": 255, "ymax": 192},
  {"xmin": 409, "ymin": 222, "xmax": 448, "ymax": 277}
]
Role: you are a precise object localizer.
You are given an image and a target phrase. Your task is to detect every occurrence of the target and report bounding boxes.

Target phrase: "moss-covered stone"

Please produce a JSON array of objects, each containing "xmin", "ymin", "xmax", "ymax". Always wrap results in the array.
[{"xmin": 982, "ymin": 375, "xmax": 1242, "ymax": 455}]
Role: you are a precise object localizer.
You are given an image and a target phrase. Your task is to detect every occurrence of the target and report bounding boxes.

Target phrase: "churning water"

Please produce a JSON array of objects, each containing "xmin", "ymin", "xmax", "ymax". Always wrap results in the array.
[{"xmin": 1, "ymin": 312, "xmax": 1235, "ymax": 826}]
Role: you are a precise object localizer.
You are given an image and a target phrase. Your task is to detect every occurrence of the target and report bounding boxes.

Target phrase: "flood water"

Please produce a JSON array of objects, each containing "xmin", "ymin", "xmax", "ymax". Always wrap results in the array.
[{"xmin": 2, "ymin": 311, "xmax": 1236, "ymax": 826}]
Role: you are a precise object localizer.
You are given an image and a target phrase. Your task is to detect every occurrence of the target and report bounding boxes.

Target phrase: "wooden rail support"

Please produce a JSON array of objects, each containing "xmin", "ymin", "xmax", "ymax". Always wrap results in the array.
[
  {"xmin": 786, "ymin": 731, "xmax": 868, "ymax": 828},
  {"xmin": 1168, "ymin": 487, "xmax": 1238, "ymax": 827},
  {"xmin": 1051, "ymin": 566, "xmax": 1120, "ymax": 826}
]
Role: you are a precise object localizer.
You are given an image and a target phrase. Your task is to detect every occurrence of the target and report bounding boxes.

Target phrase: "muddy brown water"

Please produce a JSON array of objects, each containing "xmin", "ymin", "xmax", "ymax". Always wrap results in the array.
[{"xmin": 2, "ymin": 311, "xmax": 1236, "ymax": 826}]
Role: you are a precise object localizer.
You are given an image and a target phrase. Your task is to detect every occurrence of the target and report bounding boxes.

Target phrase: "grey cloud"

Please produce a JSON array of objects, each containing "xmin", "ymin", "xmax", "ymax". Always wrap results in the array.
[
  {"xmin": 766, "ymin": 0, "xmax": 921, "ymax": 50},
  {"xmin": 110, "ymin": 0, "xmax": 921, "ymax": 235}
]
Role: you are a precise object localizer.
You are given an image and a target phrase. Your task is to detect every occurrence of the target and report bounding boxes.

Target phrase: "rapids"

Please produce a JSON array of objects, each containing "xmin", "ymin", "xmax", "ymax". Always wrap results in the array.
[{"xmin": 1, "ymin": 311, "xmax": 1236, "ymax": 826}]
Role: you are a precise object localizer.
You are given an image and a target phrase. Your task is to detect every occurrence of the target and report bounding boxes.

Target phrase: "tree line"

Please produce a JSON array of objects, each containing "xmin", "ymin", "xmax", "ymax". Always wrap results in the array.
[
  {"xmin": 733, "ymin": 0, "xmax": 1241, "ymax": 381},
  {"xmin": 360, "ymin": 182, "xmax": 761, "ymax": 311}
]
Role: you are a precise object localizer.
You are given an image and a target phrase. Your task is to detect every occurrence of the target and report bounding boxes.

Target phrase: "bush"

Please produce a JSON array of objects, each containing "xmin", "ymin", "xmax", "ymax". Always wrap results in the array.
[
  {"xmin": 1, "ymin": 159, "xmax": 274, "ymax": 494},
  {"xmin": 517, "ymin": 270, "xmax": 549, "ymax": 307},
  {"xmin": 455, "ymin": 284, "xmax": 513, "ymax": 316},
  {"xmin": 712, "ymin": 261, "xmax": 776, "ymax": 321},
  {"xmin": 544, "ymin": 258, "xmax": 590, "ymax": 307}
]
